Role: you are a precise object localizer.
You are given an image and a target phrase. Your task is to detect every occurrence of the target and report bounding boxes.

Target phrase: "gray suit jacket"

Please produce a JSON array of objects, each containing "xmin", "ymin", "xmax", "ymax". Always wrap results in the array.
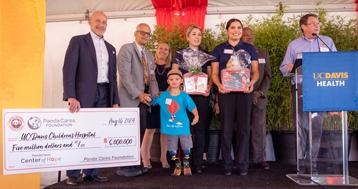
[
  {"xmin": 117, "ymin": 42, "xmax": 159, "ymax": 107},
  {"xmin": 254, "ymin": 47, "xmax": 272, "ymax": 106}
]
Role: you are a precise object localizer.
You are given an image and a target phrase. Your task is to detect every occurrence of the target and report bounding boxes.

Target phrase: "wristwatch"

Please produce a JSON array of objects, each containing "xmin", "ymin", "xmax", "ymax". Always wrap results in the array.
[{"xmin": 259, "ymin": 91, "xmax": 265, "ymax": 99}]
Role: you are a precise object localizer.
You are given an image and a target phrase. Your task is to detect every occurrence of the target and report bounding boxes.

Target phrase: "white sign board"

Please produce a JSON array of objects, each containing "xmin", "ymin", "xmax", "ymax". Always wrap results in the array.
[{"xmin": 2, "ymin": 108, "xmax": 140, "ymax": 175}]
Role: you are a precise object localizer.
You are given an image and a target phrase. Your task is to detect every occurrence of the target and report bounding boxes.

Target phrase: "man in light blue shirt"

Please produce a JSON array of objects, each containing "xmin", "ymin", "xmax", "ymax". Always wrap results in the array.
[
  {"xmin": 280, "ymin": 13, "xmax": 337, "ymax": 175},
  {"xmin": 280, "ymin": 14, "xmax": 337, "ymax": 79}
]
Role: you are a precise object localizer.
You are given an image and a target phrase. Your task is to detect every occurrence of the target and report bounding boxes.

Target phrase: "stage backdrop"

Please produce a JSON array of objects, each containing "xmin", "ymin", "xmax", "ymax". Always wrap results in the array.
[
  {"xmin": 43, "ymin": 11, "xmax": 358, "ymax": 109},
  {"xmin": 0, "ymin": 0, "xmax": 44, "ymax": 188}
]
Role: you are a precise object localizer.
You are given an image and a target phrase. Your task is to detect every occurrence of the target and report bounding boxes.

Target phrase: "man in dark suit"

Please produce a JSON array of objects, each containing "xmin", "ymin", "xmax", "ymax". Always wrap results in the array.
[
  {"xmin": 63, "ymin": 11, "xmax": 119, "ymax": 186},
  {"xmin": 242, "ymin": 27, "xmax": 272, "ymax": 169},
  {"xmin": 116, "ymin": 23, "xmax": 159, "ymax": 176}
]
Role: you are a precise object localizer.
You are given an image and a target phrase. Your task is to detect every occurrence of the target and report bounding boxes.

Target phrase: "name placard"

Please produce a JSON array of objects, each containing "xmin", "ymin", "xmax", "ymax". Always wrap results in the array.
[{"xmin": 2, "ymin": 108, "xmax": 140, "ymax": 175}]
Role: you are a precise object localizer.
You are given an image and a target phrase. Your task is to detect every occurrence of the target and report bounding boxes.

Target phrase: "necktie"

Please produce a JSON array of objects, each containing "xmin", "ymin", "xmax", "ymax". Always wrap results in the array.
[{"xmin": 141, "ymin": 50, "xmax": 149, "ymax": 85}]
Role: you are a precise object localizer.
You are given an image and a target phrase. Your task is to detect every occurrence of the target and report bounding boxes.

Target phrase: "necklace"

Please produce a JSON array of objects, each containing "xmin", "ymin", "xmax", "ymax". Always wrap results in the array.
[{"xmin": 156, "ymin": 64, "xmax": 167, "ymax": 75}]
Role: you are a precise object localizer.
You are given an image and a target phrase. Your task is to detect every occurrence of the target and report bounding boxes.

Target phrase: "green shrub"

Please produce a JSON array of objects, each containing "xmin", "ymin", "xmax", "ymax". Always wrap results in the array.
[
  {"xmin": 146, "ymin": 21, "xmax": 190, "ymax": 57},
  {"xmin": 247, "ymin": 9, "xmax": 302, "ymax": 131},
  {"xmin": 146, "ymin": 3, "xmax": 358, "ymax": 131}
]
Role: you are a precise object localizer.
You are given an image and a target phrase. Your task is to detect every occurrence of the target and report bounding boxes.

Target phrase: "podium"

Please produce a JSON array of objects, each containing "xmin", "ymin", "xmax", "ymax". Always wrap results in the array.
[{"xmin": 286, "ymin": 51, "xmax": 358, "ymax": 186}]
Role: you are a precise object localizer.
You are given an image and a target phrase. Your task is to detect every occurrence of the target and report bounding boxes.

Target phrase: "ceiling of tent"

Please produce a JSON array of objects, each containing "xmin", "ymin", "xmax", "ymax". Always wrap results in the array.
[{"xmin": 46, "ymin": 0, "xmax": 356, "ymax": 22}]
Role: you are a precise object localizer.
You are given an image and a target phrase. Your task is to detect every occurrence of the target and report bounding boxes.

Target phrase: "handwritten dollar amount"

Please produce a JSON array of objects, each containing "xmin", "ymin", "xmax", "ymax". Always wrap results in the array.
[{"xmin": 104, "ymin": 137, "xmax": 135, "ymax": 147}]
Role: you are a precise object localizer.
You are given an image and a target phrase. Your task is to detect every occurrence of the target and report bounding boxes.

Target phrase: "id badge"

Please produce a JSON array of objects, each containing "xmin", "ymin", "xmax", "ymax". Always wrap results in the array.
[{"xmin": 224, "ymin": 49, "xmax": 233, "ymax": 54}]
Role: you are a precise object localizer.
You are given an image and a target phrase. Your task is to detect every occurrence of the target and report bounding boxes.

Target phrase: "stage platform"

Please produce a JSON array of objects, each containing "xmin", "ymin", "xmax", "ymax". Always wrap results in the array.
[{"xmin": 44, "ymin": 161, "xmax": 358, "ymax": 189}]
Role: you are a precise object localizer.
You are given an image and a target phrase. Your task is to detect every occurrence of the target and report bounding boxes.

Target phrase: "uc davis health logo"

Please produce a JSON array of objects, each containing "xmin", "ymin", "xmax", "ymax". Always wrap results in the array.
[
  {"xmin": 312, "ymin": 72, "xmax": 348, "ymax": 87},
  {"xmin": 8, "ymin": 116, "xmax": 25, "ymax": 131}
]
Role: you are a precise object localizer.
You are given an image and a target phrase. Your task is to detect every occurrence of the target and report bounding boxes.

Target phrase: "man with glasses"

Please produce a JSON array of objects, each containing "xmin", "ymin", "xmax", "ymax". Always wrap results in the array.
[
  {"xmin": 116, "ymin": 23, "xmax": 159, "ymax": 176},
  {"xmin": 280, "ymin": 13, "xmax": 337, "ymax": 174}
]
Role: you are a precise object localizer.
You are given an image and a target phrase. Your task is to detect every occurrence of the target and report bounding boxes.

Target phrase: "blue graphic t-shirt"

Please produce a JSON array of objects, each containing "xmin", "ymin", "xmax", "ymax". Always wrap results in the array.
[{"xmin": 152, "ymin": 91, "xmax": 197, "ymax": 135}]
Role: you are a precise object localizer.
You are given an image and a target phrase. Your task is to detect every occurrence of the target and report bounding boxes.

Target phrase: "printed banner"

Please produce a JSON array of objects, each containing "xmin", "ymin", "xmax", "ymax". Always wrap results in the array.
[
  {"xmin": 2, "ymin": 108, "xmax": 140, "ymax": 175},
  {"xmin": 302, "ymin": 51, "xmax": 358, "ymax": 111}
]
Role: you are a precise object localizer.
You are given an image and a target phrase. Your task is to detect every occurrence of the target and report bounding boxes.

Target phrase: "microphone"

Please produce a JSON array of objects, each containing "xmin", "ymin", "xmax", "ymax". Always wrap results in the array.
[{"xmin": 312, "ymin": 33, "xmax": 332, "ymax": 52}]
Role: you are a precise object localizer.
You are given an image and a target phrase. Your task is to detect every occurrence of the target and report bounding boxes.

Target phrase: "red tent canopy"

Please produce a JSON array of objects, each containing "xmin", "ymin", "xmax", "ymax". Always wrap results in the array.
[{"xmin": 151, "ymin": 0, "xmax": 208, "ymax": 30}]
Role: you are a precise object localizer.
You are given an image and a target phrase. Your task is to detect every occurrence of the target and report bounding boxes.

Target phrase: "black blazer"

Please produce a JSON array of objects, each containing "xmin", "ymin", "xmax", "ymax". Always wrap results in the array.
[{"xmin": 63, "ymin": 33, "xmax": 119, "ymax": 107}]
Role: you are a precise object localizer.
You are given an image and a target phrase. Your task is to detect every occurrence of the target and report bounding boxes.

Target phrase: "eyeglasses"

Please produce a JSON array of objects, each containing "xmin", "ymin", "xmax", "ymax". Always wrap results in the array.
[
  {"xmin": 305, "ymin": 22, "xmax": 321, "ymax": 26},
  {"xmin": 136, "ymin": 30, "xmax": 152, "ymax": 37}
]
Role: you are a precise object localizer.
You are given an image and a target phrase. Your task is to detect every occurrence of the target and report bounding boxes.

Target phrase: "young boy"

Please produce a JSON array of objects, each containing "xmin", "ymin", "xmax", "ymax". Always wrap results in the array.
[{"xmin": 151, "ymin": 69, "xmax": 199, "ymax": 176}]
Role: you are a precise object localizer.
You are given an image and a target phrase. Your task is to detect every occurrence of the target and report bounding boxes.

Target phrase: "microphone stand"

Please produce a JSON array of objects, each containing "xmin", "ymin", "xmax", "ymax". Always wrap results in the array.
[{"xmin": 312, "ymin": 33, "xmax": 332, "ymax": 52}]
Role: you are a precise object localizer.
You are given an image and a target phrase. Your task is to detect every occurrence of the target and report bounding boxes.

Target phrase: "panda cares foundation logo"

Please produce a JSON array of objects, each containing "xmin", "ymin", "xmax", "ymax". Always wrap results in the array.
[
  {"xmin": 8, "ymin": 116, "xmax": 25, "ymax": 131},
  {"xmin": 27, "ymin": 116, "xmax": 42, "ymax": 130}
]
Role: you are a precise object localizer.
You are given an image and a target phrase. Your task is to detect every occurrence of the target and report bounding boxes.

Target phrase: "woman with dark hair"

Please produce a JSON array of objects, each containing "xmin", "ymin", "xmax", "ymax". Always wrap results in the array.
[
  {"xmin": 141, "ymin": 42, "xmax": 172, "ymax": 169},
  {"xmin": 211, "ymin": 18, "xmax": 259, "ymax": 176},
  {"xmin": 172, "ymin": 25, "xmax": 212, "ymax": 173}
]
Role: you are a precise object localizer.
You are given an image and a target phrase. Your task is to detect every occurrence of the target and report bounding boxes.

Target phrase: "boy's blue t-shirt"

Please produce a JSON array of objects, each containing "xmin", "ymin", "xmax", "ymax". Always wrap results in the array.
[{"xmin": 152, "ymin": 91, "xmax": 196, "ymax": 135}]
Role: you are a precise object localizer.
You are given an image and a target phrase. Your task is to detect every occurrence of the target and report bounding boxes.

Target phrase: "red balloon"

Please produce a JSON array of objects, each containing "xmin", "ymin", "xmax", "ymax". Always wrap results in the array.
[{"xmin": 168, "ymin": 100, "xmax": 179, "ymax": 114}]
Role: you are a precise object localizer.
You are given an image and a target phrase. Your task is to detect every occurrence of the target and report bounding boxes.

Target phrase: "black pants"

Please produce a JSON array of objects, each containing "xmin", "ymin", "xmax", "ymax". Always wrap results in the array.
[
  {"xmin": 204, "ymin": 105, "xmax": 214, "ymax": 153},
  {"xmin": 187, "ymin": 95, "xmax": 210, "ymax": 168},
  {"xmin": 67, "ymin": 84, "xmax": 110, "ymax": 177},
  {"xmin": 139, "ymin": 102, "xmax": 148, "ymax": 144},
  {"xmin": 219, "ymin": 92, "xmax": 253, "ymax": 172}
]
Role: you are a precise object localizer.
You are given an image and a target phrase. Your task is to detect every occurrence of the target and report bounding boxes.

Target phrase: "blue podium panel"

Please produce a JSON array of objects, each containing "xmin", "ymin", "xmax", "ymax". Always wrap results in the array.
[{"xmin": 302, "ymin": 51, "xmax": 358, "ymax": 111}]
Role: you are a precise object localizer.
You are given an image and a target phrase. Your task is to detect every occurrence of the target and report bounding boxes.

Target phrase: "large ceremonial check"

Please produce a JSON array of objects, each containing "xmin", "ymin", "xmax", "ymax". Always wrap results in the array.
[{"xmin": 2, "ymin": 108, "xmax": 140, "ymax": 175}]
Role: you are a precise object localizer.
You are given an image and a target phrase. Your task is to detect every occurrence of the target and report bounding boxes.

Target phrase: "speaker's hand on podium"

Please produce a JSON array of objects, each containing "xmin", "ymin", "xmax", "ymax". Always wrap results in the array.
[{"xmin": 286, "ymin": 63, "xmax": 293, "ymax": 73}]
